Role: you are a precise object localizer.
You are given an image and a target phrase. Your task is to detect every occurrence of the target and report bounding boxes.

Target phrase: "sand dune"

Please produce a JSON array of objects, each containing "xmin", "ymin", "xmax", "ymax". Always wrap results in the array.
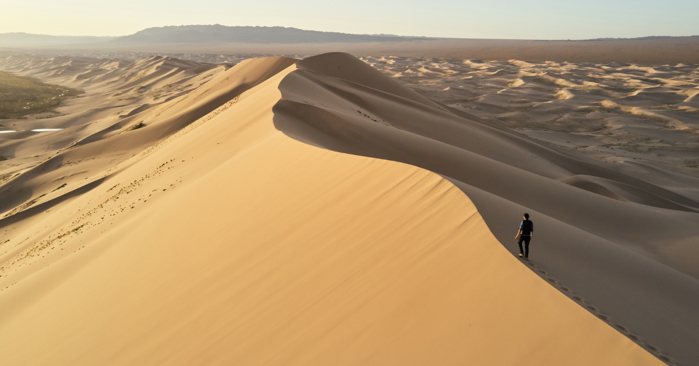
[
  {"xmin": 275, "ymin": 54, "xmax": 699, "ymax": 365},
  {"xmin": 0, "ymin": 53, "xmax": 694, "ymax": 365}
]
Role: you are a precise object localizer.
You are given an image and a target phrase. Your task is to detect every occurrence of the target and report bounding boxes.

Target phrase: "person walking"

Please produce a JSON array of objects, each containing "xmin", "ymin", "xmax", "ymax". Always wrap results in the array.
[{"xmin": 515, "ymin": 213, "xmax": 534, "ymax": 259}]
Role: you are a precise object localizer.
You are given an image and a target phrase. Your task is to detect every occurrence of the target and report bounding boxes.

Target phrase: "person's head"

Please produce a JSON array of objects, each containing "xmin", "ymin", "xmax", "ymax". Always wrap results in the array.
[{"xmin": 523, "ymin": 213, "xmax": 529, "ymax": 220}]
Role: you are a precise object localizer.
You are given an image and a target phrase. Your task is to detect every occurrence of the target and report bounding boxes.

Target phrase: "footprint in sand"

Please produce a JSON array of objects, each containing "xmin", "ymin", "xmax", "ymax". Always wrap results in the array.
[
  {"xmin": 658, "ymin": 354, "xmax": 672, "ymax": 363},
  {"xmin": 519, "ymin": 256, "xmax": 669, "ymax": 362}
]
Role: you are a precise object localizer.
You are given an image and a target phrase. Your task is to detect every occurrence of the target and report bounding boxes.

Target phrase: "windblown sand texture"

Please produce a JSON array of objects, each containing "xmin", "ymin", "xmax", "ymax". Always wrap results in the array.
[
  {"xmin": 0, "ymin": 53, "xmax": 694, "ymax": 365},
  {"xmin": 362, "ymin": 56, "xmax": 699, "ymax": 172}
]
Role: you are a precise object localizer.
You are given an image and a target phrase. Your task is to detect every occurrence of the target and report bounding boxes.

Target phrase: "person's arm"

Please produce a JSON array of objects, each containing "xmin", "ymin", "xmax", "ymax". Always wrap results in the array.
[
  {"xmin": 515, "ymin": 221, "xmax": 522, "ymax": 239},
  {"xmin": 530, "ymin": 222, "xmax": 533, "ymax": 239}
]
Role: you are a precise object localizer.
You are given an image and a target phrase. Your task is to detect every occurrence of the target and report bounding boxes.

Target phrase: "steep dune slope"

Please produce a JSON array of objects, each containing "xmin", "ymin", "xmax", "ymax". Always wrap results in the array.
[
  {"xmin": 274, "ymin": 53, "xmax": 699, "ymax": 365},
  {"xmin": 0, "ymin": 58, "xmax": 662, "ymax": 365}
]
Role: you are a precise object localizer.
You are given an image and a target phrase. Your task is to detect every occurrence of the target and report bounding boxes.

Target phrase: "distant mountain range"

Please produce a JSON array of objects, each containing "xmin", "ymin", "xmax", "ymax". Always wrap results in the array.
[
  {"xmin": 0, "ymin": 25, "xmax": 432, "ymax": 48},
  {"xmin": 117, "ymin": 25, "xmax": 432, "ymax": 44}
]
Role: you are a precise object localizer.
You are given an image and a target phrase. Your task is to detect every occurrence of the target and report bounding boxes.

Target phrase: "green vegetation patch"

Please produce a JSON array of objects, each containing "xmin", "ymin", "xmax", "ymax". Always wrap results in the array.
[
  {"xmin": 52, "ymin": 183, "xmax": 67, "ymax": 192},
  {"xmin": 124, "ymin": 121, "xmax": 145, "ymax": 132},
  {"xmin": 0, "ymin": 71, "xmax": 82, "ymax": 119}
]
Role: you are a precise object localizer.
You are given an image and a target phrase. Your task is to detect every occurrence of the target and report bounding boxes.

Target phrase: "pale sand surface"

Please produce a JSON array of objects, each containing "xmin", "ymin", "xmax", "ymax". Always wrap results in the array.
[{"xmin": 0, "ymin": 53, "xmax": 692, "ymax": 365}]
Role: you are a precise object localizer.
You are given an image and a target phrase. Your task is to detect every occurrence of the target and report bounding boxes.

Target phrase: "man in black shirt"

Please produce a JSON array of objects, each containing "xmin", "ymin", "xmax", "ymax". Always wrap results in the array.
[{"xmin": 515, "ymin": 213, "xmax": 534, "ymax": 259}]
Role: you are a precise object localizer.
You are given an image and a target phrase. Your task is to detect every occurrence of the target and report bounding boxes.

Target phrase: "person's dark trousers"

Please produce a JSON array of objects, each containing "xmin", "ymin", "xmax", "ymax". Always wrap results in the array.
[{"xmin": 518, "ymin": 236, "xmax": 531, "ymax": 258}]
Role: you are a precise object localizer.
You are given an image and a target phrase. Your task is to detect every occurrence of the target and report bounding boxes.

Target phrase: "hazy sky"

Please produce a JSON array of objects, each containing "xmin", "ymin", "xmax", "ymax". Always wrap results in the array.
[{"xmin": 1, "ymin": 0, "xmax": 697, "ymax": 40}]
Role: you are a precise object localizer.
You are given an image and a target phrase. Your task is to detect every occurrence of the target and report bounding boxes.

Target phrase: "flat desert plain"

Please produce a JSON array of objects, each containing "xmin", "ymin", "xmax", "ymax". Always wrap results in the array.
[{"xmin": 0, "ymin": 51, "xmax": 697, "ymax": 365}]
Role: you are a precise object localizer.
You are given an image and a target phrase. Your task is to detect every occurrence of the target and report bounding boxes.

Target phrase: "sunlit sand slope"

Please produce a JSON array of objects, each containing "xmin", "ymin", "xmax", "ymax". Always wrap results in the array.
[{"xmin": 0, "ymin": 59, "xmax": 661, "ymax": 365}]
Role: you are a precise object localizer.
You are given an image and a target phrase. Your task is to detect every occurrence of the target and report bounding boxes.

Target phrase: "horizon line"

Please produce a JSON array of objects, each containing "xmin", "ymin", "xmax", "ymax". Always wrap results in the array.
[{"xmin": 1, "ymin": 24, "xmax": 698, "ymax": 42}]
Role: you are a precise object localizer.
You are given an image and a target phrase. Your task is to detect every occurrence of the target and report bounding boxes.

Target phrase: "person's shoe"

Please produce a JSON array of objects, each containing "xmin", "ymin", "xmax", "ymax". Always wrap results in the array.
[
  {"xmin": 518, "ymin": 253, "xmax": 523, "ymax": 257},
  {"xmin": 524, "ymin": 256, "xmax": 529, "ymax": 260}
]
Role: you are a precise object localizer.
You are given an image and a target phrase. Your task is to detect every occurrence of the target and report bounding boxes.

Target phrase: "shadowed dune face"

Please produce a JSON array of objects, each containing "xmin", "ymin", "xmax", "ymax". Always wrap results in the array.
[
  {"xmin": 0, "ymin": 53, "xmax": 690, "ymax": 365},
  {"xmin": 273, "ymin": 53, "xmax": 699, "ymax": 365}
]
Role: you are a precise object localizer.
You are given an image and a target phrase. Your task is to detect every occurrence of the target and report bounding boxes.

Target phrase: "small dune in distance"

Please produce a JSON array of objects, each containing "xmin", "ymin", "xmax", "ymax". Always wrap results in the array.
[{"xmin": 0, "ymin": 25, "xmax": 698, "ymax": 366}]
